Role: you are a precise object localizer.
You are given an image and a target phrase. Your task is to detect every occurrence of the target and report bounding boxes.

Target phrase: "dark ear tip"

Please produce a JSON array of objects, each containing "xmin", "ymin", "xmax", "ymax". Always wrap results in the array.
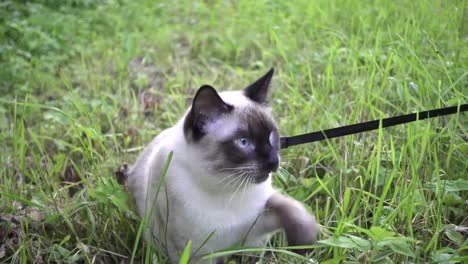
[
  {"xmin": 197, "ymin": 85, "xmax": 216, "ymax": 93},
  {"xmin": 262, "ymin": 68, "xmax": 274, "ymax": 80},
  {"xmin": 194, "ymin": 85, "xmax": 217, "ymax": 100}
]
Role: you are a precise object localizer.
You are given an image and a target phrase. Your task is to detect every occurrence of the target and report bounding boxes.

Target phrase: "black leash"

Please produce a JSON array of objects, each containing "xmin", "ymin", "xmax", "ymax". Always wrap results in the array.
[{"xmin": 280, "ymin": 104, "xmax": 468, "ymax": 149}]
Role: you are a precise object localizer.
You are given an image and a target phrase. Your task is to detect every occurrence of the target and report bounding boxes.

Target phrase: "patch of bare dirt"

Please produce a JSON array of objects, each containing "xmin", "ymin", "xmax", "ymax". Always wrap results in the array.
[
  {"xmin": 114, "ymin": 163, "xmax": 128, "ymax": 186},
  {"xmin": 0, "ymin": 205, "xmax": 45, "ymax": 262},
  {"xmin": 60, "ymin": 163, "xmax": 82, "ymax": 197}
]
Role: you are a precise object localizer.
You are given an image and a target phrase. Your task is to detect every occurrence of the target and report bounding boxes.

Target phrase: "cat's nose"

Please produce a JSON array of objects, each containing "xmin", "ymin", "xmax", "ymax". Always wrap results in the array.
[{"xmin": 264, "ymin": 155, "xmax": 279, "ymax": 172}]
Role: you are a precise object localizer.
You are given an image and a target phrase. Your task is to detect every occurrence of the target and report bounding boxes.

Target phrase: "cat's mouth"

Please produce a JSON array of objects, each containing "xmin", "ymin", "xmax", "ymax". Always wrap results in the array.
[
  {"xmin": 253, "ymin": 172, "xmax": 270, "ymax": 183},
  {"xmin": 244, "ymin": 166, "xmax": 276, "ymax": 184}
]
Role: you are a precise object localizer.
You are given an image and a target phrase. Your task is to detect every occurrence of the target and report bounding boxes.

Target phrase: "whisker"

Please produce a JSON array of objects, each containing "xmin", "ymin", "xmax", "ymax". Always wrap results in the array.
[
  {"xmin": 223, "ymin": 171, "xmax": 248, "ymax": 191},
  {"xmin": 220, "ymin": 165, "xmax": 257, "ymax": 172},
  {"xmin": 221, "ymin": 163, "xmax": 255, "ymax": 170},
  {"xmin": 223, "ymin": 171, "xmax": 246, "ymax": 187},
  {"xmin": 228, "ymin": 173, "xmax": 245, "ymax": 196},
  {"xmin": 229, "ymin": 173, "xmax": 248, "ymax": 203},
  {"xmin": 216, "ymin": 170, "xmax": 244, "ymax": 185},
  {"xmin": 240, "ymin": 173, "xmax": 253, "ymax": 201},
  {"xmin": 278, "ymin": 167, "xmax": 290, "ymax": 174}
]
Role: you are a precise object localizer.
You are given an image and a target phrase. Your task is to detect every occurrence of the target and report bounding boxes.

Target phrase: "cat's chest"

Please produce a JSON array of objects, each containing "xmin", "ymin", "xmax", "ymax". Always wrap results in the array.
[
  {"xmin": 173, "ymin": 183, "xmax": 271, "ymax": 224},
  {"xmin": 170, "ymin": 190, "xmax": 268, "ymax": 251},
  {"xmin": 166, "ymin": 177, "xmax": 273, "ymax": 248}
]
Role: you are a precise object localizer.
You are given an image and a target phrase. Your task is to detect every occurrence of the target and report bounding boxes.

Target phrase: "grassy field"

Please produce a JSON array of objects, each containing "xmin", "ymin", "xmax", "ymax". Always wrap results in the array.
[{"xmin": 1, "ymin": 0, "xmax": 467, "ymax": 263}]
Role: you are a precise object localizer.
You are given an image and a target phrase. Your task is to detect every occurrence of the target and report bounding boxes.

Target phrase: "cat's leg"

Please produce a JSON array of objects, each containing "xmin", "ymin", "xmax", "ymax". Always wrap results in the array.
[
  {"xmin": 267, "ymin": 192, "xmax": 318, "ymax": 252},
  {"xmin": 166, "ymin": 242, "xmax": 180, "ymax": 264},
  {"xmin": 165, "ymin": 245, "xmax": 222, "ymax": 264},
  {"xmin": 244, "ymin": 192, "xmax": 318, "ymax": 253}
]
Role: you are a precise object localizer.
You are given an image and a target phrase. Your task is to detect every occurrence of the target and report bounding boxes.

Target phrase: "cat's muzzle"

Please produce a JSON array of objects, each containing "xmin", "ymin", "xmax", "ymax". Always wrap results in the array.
[
  {"xmin": 262, "ymin": 154, "xmax": 279, "ymax": 173},
  {"xmin": 254, "ymin": 155, "xmax": 279, "ymax": 183}
]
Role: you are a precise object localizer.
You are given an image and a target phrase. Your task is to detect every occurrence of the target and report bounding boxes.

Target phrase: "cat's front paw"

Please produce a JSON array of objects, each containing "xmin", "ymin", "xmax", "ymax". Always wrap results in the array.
[
  {"xmin": 285, "ymin": 211, "xmax": 318, "ymax": 254},
  {"xmin": 266, "ymin": 193, "xmax": 318, "ymax": 254}
]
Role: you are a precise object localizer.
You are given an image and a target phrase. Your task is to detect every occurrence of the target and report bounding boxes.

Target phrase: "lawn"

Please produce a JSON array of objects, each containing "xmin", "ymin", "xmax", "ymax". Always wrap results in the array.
[{"xmin": 0, "ymin": 0, "xmax": 467, "ymax": 263}]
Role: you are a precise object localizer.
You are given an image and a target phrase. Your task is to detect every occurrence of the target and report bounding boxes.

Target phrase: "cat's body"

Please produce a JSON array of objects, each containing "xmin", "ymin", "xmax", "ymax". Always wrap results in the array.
[{"xmin": 127, "ymin": 69, "xmax": 317, "ymax": 263}]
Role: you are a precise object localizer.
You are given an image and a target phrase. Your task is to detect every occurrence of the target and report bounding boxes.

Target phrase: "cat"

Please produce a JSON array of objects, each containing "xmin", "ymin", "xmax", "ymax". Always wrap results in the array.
[{"xmin": 127, "ymin": 68, "xmax": 318, "ymax": 263}]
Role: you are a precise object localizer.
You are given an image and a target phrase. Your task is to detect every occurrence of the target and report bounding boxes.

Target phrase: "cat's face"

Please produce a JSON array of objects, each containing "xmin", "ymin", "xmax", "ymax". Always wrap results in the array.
[{"xmin": 183, "ymin": 69, "xmax": 280, "ymax": 184}]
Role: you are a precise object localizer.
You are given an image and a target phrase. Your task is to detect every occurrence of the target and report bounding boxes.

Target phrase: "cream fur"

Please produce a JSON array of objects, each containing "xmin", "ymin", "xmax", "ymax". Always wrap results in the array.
[{"xmin": 127, "ymin": 90, "xmax": 317, "ymax": 263}]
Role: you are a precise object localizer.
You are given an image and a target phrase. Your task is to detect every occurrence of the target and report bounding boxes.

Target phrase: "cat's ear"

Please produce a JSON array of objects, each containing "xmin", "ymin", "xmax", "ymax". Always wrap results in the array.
[
  {"xmin": 184, "ymin": 85, "xmax": 233, "ymax": 141},
  {"xmin": 243, "ymin": 68, "xmax": 274, "ymax": 104}
]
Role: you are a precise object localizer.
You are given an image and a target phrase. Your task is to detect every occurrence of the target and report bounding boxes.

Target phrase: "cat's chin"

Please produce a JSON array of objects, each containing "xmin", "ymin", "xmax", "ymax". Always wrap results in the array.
[{"xmin": 253, "ymin": 173, "xmax": 270, "ymax": 184}]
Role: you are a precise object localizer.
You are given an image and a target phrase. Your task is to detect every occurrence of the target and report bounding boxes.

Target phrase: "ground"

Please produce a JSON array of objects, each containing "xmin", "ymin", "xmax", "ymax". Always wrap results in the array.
[{"xmin": 0, "ymin": 0, "xmax": 467, "ymax": 263}]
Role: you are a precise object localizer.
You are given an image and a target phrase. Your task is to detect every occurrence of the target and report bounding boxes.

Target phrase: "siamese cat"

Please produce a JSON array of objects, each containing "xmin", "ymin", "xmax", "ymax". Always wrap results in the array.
[{"xmin": 127, "ymin": 68, "xmax": 318, "ymax": 263}]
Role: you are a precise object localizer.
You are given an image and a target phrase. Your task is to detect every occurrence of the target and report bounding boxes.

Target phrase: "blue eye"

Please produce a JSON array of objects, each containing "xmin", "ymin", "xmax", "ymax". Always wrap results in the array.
[{"xmin": 235, "ymin": 137, "xmax": 250, "ymax": 148}]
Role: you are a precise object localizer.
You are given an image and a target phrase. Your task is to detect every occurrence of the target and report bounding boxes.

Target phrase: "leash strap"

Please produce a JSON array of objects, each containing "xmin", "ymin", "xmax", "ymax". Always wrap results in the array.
[{"xmin": 280, "ymin": 104, "xmax": 468, "ymax": 149}]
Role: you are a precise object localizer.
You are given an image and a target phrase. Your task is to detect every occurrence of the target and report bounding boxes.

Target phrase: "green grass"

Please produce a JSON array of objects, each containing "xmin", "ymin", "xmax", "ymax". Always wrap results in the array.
[{"xmin": 1, "ymin": 0, "xmax": 467, "ymax": 263}]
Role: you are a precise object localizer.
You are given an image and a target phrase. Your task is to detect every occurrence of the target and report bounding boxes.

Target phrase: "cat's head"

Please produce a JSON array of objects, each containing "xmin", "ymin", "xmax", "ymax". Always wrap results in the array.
[{"xmin": 183, "ymin": 68, "xmax": 280, "ymax": 184}]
